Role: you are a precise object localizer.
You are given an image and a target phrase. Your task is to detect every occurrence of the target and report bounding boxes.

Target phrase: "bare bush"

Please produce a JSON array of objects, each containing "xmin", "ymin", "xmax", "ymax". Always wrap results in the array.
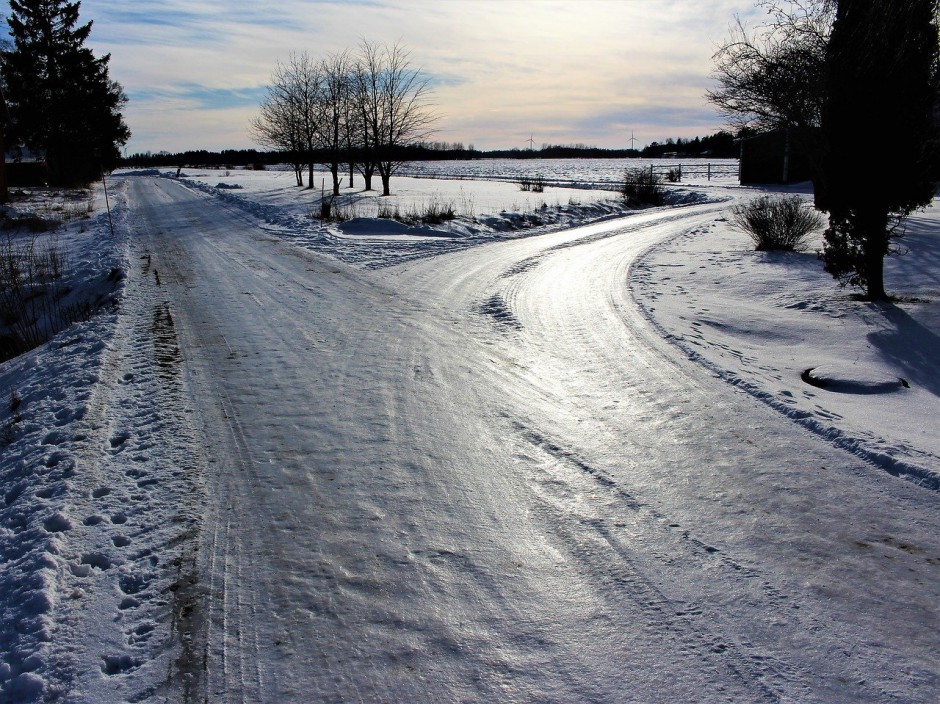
[
  {"xmin": 315, "ymin": 197, "xmax": 358, "ymax": 223},
  {"xmin": 621, "ymin": 168, "xmax": 666, "ymax": 206},
  {"xmin": 375, "ymin": 197, "xmax": 456, "ymax": 225},
  {"xmin": 730, "ymin": 195, "xmax": 823, "ymax": 251},
  {"xmin": 518, "ymin": 174, "xmax": 546, "ymax": 193},
  {"xmin": 402, "ymin": 196, "xmax": 456, "ymax": 225},
  {"xmin": 376, "ymin": 202, "xmax": 399, "ymax": 219},
  {"xmin": 0, "ymin": 233, "xmax": 88, "ymax": 361}
]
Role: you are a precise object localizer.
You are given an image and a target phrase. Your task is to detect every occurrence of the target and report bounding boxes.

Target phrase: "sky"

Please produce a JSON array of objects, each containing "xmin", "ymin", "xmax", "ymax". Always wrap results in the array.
[{"xmin": 77, "ymin": 0, "xmax": 765, "ymax": 155}]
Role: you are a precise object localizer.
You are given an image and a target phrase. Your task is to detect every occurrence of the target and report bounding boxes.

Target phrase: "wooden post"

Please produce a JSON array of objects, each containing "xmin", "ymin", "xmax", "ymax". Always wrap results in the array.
[
  {"xmin": 707, "ymin": 163, "xmax": 711, "ymax": 181},
  {"xmin": 101, "ymin": 169, "xmax": 114, "ymax": 237}
]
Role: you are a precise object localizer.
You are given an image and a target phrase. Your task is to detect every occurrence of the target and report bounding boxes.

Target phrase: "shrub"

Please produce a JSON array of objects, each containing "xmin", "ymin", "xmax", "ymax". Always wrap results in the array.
[
  {"xmin": 316, "ymin": 197, "xmax": 357, "ymax": 222},
  {"xmin": 730, "ymin": 195, "xmax": 823, "ymax": 252},
  {"xmin": 518, "ymin": 174, "xmax": 545, "ymax": 193},
  {"xmin": 376, "ymin": 202, "xmax": 399, "ymax": 219},
  {"xmin": 402, "ymin": 196, "xmax": 456, "ymax": 225},
  {"xmin": 0, "ymin": 232, "xmax": 84, "ymax": 361},
  {"xmin": 621, "ymin": 168, "xmax": 666, "ymax": 206}
]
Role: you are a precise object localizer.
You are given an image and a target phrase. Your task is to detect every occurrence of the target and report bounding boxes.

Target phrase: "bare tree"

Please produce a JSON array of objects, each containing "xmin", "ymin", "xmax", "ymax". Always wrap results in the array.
[
  {"xmin": 254, "ymin": 42, "xmax": 436, "ymax": 196},
  {"xmin": 708, "ymin": 1, "xmax": 834, "ymax": 134},
  {"xmin": 251, "ymin": 83, "xmax": 304, "ymax": 186},
  {"xmin": 350, "ymin": 55, "xmax": 378, "ymax": 190},
  {"xmin": 339, "ymin": 61, "xmax": 360, "ymax": 189},
  {"xmin": 317, "ymin": 51, "xmax": 353, "ymax": 197},
  {"xmin": 251, "ymin": 52, "xmax": 322, "ymax": 189},
  {"xmin": 708, "ymin": 0, "xmax": 834, "ymax": 187},
  {"xmin": 355, "ymin": 41, "xmax": 437, "ymax": 196}
]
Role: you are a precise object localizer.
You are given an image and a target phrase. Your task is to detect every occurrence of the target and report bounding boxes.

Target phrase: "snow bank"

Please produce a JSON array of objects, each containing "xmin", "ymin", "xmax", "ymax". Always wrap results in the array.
[
  {"xmin": 0, "ymin": 180, "xmax": 207, "ymax": 702},
  {"xmin": 0, "ymin": 190, "xmax": 127, "ymax": 701},
  {"xmin": 632, "ymin": 195, "xmax": 940, "ymax": 489}
]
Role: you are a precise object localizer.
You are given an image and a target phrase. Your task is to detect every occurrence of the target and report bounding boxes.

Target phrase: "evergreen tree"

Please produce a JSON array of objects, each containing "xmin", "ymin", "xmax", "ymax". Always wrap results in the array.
[
  {"xmin": 819, "ymin": 0, "xmax": 937, "ymax": 300},
  {"xmin": 2, "ymin": 0, "xmax": 130, "ymax": 186}
]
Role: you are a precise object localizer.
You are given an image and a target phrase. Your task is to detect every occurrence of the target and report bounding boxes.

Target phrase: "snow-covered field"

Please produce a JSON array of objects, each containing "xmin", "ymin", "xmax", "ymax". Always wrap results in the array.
[
  {"xmin": 395, "ymin": 157, "xmax": 741, "ymax": 188},
  {"xmin": 0, "ymin": 166, "xmax": 937, "ymax": 702}
]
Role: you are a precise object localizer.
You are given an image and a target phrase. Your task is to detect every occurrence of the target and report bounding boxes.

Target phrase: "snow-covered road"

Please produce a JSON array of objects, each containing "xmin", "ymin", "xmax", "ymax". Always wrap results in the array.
[{"xmin": 129, "ymin": 177, "xmax": 938, "ymax": 703}]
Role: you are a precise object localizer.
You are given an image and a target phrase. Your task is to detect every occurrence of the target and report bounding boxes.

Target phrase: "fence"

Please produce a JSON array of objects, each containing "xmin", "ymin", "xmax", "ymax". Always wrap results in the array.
[{"xmin": 649, "ymin": 162, "xmax": 740, "ymax": 182}]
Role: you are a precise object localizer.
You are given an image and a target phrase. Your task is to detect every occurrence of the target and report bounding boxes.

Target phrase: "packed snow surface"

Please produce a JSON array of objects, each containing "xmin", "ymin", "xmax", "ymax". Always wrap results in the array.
[{"xmin": 0, "ymin": 166, "xmax": 937, "ymax": 703}]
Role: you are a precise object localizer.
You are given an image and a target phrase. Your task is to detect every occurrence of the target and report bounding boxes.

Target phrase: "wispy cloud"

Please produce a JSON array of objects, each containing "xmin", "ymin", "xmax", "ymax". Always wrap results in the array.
[
  {"xmin": 130, "ymin": 84, "xmax": 268, "ymax": 111},
  {"xmin": 80, "ymin": 0, "xmax": 762, "ymax": 153}
]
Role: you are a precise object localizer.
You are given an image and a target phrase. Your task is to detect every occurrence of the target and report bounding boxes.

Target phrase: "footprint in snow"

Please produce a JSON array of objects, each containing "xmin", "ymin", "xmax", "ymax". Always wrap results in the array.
[{"xmin": 43, "ymin": 513, "xmax": 72, "ymax": 533}]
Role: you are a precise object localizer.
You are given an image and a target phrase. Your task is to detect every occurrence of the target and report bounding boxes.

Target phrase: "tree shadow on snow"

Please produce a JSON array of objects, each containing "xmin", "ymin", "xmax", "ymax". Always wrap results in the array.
[{"xmin": 867, "ymin": 304, "xmax": 940, "ymax": 397}]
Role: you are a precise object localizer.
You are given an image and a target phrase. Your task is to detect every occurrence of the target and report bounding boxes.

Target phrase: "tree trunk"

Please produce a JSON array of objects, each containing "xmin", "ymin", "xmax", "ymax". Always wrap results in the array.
[
  {"xmin": 307, "ymin": 161, "xmax": 314, "ymax": 189},
  {"xmin": 330, "ymin": 162, "xmax": 340, "ymax": 197},
  {"xmin": 379, "ymin": 161, "xmax": 392, "ymax": 196},
  {"xmin": 863, "ymin": 209, "xmax": 889, "ymax": 301},
  {"xmin": 358, "ymin": 162, "xmax": 376, "ymax": 191},
  {"xmin": 348, "ymin": 163, "xmax": 355, "ymax": 189}
]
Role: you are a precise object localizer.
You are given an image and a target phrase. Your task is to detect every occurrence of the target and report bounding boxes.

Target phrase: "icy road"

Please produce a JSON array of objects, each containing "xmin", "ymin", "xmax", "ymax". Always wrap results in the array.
[{"xmin": 128, "ymin": 177, "xmax": 937, "ymax": 703}]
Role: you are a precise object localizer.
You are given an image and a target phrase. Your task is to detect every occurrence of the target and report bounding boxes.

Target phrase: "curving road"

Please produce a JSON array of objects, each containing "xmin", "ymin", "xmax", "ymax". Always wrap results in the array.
[{"xmin": 128, "ymin": 177, "xmax": 939, "ymax": 703}]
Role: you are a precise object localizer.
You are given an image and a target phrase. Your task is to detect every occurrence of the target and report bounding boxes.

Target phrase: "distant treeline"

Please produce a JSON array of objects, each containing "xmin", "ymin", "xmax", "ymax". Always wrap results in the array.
[
  {"xmin": 640, "ymin": 131, "xmax": 737, "ymax": 158},
  {"xmin": 121, "ymin": 131, "xmax": 739, "ymax": 168}
]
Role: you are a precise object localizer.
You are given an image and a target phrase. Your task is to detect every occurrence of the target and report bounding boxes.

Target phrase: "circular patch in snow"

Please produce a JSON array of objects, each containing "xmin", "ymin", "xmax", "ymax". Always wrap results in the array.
[{"xmin": 801, "ymin": 365, "xmax": 910, "ymax": 394}]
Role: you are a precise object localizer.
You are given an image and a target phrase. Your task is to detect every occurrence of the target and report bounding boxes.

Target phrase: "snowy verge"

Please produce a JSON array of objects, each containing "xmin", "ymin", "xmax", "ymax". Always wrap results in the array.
[
  {"xmin": 0, "ymin": 186, "xmax": 128, "ymax": 701},
  {"xmin": 0, "ymin": 180, "xmax": 206, "ymax": 702},
  {"xmin": 631, "ymin": 197, "xmax": 940, "ymax": 489}
]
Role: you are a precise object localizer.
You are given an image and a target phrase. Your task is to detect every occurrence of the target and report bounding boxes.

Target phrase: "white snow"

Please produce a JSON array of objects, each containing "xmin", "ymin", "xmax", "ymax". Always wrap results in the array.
[
  {"xmin": 0, "ymin": 165, "xmax": 937, "ymax": 702},
  {"xmin": 632, "ymin": 197, "xmax": 940, "ymax": 488}
]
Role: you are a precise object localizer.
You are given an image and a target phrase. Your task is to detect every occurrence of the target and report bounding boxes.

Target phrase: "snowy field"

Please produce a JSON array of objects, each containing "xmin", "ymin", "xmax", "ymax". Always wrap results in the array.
[
  {"xmin": 0, "ymin": 165, "xmax": 937, "ymax": 702},
  {"xmin": 395, "ymin": 157, "xmax": 741, "ymax": 188}
]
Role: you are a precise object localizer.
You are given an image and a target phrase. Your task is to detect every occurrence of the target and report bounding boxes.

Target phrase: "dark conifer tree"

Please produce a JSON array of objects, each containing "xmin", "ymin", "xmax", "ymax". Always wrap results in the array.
[
  {"xmin": 2, "ymin": 0, "xmax": 130, "ymax": 186},
  {"xmin": 819, "ymin": 0, "xmax": 937, "ymax": 300}
]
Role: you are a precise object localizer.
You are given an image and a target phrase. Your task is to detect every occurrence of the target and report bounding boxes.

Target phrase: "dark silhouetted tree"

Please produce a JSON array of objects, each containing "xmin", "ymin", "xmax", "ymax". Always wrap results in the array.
[
  {"xmin": 318, "ymin": 50, "xmax": 352, "ymax": 197},
  {"xmin": 819, "ymin": 0, "xmax": 938, "ymax": 300},
  {"xmin": 2, "ymin": 0, "xmax": 130, "ymax": 186},
  {"xmin": 708, "ymin": 1, "xmax": 834, "ymax": 183},
  {"xmin": 708, "ymin": 1, "xmax": 833, "ymax": 133},
  {"xmin": 355, "ymin": 41, "xmax": 437, "ymax": 196},
  {"xmin": 251, "ymin": 52, "xmax": 322, "ymax": 189}
]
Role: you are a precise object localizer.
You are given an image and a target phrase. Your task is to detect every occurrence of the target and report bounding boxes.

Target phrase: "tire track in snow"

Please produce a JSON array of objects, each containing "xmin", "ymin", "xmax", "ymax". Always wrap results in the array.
[
  {"xmin": 453, "ymin": 206, "xmax": 912, "ymax": 703},
  {"xmin": 130, "ymin": 178, "xmax": 271, "ymax": 703},
  {"xmin": 512, "ymin": 422, "xmax": 811, "ymax": 704},
  {"xmin": 203, "ymin": 392, "xmax": 269, "ymax": 703}
]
